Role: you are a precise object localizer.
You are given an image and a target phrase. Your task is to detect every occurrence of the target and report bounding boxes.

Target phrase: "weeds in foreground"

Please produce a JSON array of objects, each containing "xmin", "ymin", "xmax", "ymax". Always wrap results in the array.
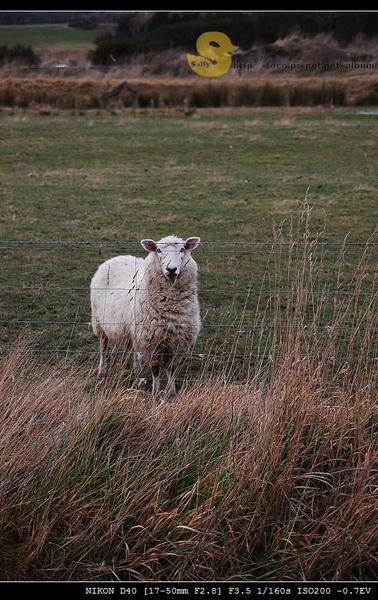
[
  {"xmin": 0, "ymin": 207, "xmax": 377, "ymax": 581},
  {"xmin": 0, "ymin": 339, "xmax": 377, "ymax": 581}
]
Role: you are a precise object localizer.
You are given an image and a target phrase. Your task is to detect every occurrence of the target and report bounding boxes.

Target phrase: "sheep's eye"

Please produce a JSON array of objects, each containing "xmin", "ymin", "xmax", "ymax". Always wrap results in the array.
[
  {"xmin": 156, "ymin": 248, "xmax": 162, "ymax": 254},
  {"xmin": 179, "ymin": 248, "xmax": 185, "ymax": 254}
]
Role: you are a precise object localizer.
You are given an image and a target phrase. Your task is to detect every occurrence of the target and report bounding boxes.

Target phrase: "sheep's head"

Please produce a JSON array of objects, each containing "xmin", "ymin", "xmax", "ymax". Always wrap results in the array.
[{"xmin": 141, "ymin": 235, "xmax": 200, "ymax": 281}]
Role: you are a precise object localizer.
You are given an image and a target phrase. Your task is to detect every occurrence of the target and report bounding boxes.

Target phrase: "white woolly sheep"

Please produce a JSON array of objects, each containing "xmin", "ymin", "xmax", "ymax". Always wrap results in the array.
[{"xmin": 90, "ymin": 235, "xmax": 201, "ymax": 401}]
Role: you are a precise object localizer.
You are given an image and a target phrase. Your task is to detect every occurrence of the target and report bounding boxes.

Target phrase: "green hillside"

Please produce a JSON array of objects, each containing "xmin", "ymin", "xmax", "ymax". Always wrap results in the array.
[{"xmin": 0, "ymin": 25, "xmax": 96, "ymax": 49}]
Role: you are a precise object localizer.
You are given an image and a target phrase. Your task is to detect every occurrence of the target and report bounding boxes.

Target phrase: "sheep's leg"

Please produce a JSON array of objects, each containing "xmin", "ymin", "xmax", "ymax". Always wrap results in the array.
[
  {"xmin": 165, "ymin": 368, "xmax": 177, "ymax": 401},
  {"xmin": 151, "ymin": 364, "xmax": 161, "ymax": 399},
  {"xmin": 133, "ymin": 351, "xmax": 142, "ymax": 376},
  {"xmin": 133, "ymin": 351, "xmax": 148, "ymax": 388},
  {"xmin": 98, "ymin": 329, "xmax": 108, "ymax": 379}
]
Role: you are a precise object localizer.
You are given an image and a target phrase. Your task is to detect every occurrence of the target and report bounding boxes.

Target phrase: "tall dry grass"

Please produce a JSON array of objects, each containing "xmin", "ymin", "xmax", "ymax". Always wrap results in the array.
[
  {"xmin": 0, "ymin": 205, "xmax": 377, "ymax": 581},
  {"xmin": 0, "ymin": 74, "xmax": 376, "ymax": 110}
]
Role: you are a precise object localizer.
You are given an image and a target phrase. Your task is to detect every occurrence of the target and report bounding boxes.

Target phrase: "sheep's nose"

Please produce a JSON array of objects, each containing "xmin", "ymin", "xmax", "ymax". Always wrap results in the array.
[{"xmin": 166, "ymin": 266, "xmax": 178, "ymax": 275}]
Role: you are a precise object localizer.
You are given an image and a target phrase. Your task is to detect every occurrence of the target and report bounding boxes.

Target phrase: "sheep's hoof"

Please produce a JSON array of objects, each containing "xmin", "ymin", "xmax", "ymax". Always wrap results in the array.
[{"xmin": 138, "ymin": 377, "xmax": 148, "ymax": 388}]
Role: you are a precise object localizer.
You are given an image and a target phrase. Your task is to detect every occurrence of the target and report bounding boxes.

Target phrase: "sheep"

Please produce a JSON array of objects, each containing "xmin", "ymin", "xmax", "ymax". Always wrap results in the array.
[{"xmin": 90, "ymin": 235, "xmax": 201, "ymax": 401}]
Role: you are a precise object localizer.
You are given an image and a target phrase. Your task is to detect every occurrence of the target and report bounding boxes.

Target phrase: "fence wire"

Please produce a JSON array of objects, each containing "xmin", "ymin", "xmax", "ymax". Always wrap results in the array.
[{"xmin": 1, "ymin": 239, "xmax": 377, "ymax": 381}]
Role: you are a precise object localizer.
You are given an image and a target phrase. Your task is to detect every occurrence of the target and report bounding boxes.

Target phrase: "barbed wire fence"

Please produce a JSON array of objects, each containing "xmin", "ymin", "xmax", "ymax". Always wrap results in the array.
[{"xmin": 1, "ymin": 239, "xmax": 377, "ymax": 384}]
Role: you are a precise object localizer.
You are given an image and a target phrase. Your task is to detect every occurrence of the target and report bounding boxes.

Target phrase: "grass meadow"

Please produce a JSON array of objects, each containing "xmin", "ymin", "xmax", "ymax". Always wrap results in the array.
[
  {"xmin": 0, "ymin": 108, "xmax": 377, "ymax": 580},
  {"xmin": 0, "ymin": 25, "xmax": 97, "ymax": 49}
]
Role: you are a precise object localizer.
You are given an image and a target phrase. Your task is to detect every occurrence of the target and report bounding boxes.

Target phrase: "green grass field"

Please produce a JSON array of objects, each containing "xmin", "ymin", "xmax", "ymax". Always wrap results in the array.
[
  {"xmin": 0, "ymin": 109, "xmax": 377, "ymax": 374},
  {"xmin": 0, "ymin": 108, "xmax": 377, "ymax": 581},
  {"xmin": 0, "ymin": 25, "xmax": 96, "ymax": 49},
  {"xmin": 1, "ymin": 110, "xmax": 376, "ymax": 243}
]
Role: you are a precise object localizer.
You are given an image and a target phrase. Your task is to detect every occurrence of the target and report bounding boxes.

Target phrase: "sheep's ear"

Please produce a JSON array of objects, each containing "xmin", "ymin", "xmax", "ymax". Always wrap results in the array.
[
  {"xmin": 185, "ymin": 237, "xmax": 200, "ymax": 251},
  {"xmin": 141, "ymin": 239, "xmax": 157, "ymax": 252}
]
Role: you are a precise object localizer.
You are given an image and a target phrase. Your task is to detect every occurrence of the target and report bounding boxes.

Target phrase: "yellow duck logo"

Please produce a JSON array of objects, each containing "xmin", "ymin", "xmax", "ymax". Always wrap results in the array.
[{"xmin": 187, "ymin": 31, "xmax": 239, "ymax": 77}]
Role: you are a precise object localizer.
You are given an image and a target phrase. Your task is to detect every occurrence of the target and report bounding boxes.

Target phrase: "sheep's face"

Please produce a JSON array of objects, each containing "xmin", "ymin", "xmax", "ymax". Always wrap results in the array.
[{"xmin": 141, "ymin": 236, "xmax": 200, "ymax": 281}]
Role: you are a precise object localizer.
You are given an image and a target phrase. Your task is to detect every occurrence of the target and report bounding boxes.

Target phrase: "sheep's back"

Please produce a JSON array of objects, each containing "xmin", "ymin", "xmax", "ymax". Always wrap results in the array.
[{"xmin": 90, "ymin": 255, "xmax": 145, "ymax": 342}]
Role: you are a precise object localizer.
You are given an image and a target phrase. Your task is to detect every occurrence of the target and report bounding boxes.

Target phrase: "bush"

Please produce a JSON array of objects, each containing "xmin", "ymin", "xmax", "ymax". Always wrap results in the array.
[
  {"xmin": 354, "ymin": 87, "xmax": 378, "ymax": 106},
  {"xmin": 234, "ymin": 84, "xmax": 260, "ymax": 107},
  {"xmin": 88, "ymin": 39, "xmax": 137, "ymax": 65},
  {"xmin": 289, "ymin": 82, "xmax": 346, "ymax": 107},
  {"xmin": 233, "ymin": 83, "xmax": 286, "ymax": 107},
  {"xmin": 0, "ymin": 44, "xmax": 39, "ymax": 67},
  {"xmin": 189, "ymin": 84, "xmax": 230, "ymax": 108},
  {"xmin": 260, "ymin": 82, "xmax": 286, "ymax": 106},
  {"xmin": 137, "ymin": 91, "xmax": 160, "ymax": 109}
]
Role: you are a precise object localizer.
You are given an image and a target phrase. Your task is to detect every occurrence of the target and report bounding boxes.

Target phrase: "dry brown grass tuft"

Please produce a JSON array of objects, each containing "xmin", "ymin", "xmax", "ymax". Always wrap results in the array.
[{"xmin": 1, "ymin": 327, "xmax": 377, "ymax": 580}]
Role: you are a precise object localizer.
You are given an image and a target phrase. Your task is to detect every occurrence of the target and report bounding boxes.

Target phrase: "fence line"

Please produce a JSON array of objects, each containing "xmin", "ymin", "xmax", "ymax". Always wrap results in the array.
[
  {"xmin": 2, "ymin": 239, "xmax": 377, "ymax": 246},
  {"xmin": 1, "ymin": 239, "xmax": 377, "ymax": 378}
]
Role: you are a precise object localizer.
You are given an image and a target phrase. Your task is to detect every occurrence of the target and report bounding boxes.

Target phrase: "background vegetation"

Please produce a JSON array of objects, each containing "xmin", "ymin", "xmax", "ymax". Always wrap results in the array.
[
  {"xmin": 90, "ymin": 12, "xmax": 378, "ymax": 61},
  {"xmin": 3, "ymin": 11, "xmax": 377, "ymax": 44},
  {"xmin": 1, "ymin": 14, "xmax": 377, "ymax": 107},
  {"xmin": 0, "ymin": 43, "xmax": 39, "ymax": 67},
  {"xmin": 1, "ymin": 11, "xmax": 378, "ymax": 76},
  {"xmin": 0, "ymin": 77, "xmax": 363, "ymax": 110}
]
